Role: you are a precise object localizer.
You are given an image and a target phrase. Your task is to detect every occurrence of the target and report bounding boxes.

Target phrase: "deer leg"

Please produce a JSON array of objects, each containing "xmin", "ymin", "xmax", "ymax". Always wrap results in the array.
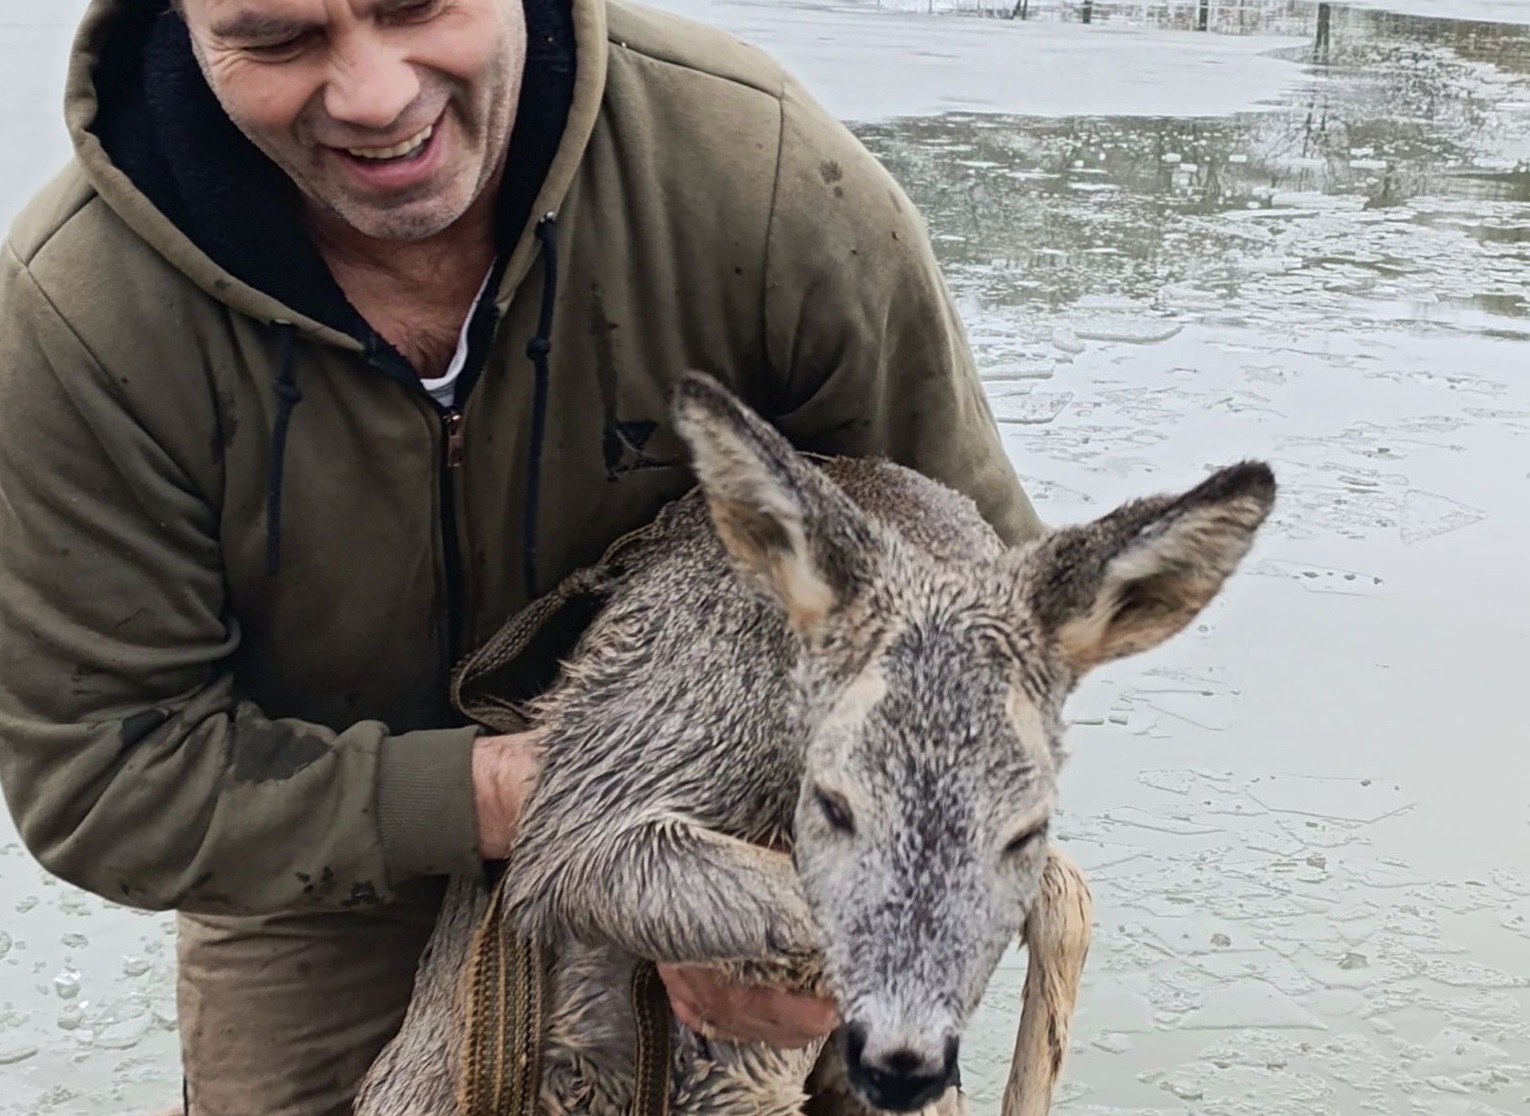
[
  {"xmin": 511, "ymin": 816, "xmax": 822, "ymax": 982},
  {"xmin": 1001, "ymin": 845, "xmax": 1092, "ymax": 1116}
]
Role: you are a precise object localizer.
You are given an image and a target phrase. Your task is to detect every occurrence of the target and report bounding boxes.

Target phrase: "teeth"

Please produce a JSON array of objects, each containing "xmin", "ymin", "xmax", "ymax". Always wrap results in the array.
[{"xmin": 347, "ymin": 124, "xmax": 433, "ymax": 161}]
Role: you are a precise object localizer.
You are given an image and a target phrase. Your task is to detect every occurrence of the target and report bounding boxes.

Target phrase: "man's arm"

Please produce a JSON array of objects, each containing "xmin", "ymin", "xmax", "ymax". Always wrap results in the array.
[
  {"xmin": 0, "ymin": 246, "xmax": 519, "ymax": 915},
  {"xmin": 762, "ymin": 75, "xmax": 1044, "ymax": 549}
]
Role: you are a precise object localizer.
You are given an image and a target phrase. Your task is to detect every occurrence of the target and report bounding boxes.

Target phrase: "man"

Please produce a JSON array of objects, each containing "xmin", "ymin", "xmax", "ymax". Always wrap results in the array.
[{"xmin": 0, "ymin": 0, "xmax": 1041, "ymax": 1112}]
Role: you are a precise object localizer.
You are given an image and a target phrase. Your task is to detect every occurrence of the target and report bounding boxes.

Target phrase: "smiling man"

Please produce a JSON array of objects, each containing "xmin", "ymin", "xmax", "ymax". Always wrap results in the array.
[{"xmin": 0, "ymin": 0, "xmax": 1040, "ymax": 1112}]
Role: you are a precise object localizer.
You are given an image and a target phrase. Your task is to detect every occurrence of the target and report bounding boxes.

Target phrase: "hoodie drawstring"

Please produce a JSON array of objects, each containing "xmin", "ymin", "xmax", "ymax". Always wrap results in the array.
[
  {"xmin": 522, "ymin": 213, "xmax": 559, "ymax": 602},
  {"xmin": 266, "ymin": 323, "xmax": 302, "ymax": 576}
]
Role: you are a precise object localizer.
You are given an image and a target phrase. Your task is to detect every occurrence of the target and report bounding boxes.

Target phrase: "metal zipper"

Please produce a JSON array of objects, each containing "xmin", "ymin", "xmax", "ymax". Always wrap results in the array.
[
  {"xmin": 439, "ymin": 408, "xmax": 467, "ymax": 667},
  {"xmin": 445, "ymin": 409, "xmax": 466, "ymax": 470},
  {"xmin": 363, "ymin": 324, "xmax": 486, "ymax": 689}
]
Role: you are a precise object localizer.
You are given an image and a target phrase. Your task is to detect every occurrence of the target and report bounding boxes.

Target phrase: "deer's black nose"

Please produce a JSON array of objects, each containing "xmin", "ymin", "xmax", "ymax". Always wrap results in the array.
[{"xmin": 844, "ymin": 1023, "xmax": 959, "ymax": 1113}]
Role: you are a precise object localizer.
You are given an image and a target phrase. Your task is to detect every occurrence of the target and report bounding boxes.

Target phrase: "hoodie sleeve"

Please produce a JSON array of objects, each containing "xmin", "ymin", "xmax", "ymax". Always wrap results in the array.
[
  {"xmin": 762, "ymin": 76, "xmax": 1044, "ymax": 549},
  {"xmin": 0, "ymin": 245, "xmax": 482, "ymax": 915}
]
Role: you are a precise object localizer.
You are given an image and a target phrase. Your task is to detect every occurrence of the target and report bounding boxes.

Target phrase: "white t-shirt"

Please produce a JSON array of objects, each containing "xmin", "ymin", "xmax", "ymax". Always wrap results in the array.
[{"xmin": 419, "ymin": 266, "xmax": 496, "ymax": 409}]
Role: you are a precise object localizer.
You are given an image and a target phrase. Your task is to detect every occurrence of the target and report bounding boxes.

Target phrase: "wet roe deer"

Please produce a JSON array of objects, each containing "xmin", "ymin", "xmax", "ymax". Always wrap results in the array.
[{"xmin": 356, "ymin": 371, "xmax": 1276, "ymax": 1116}]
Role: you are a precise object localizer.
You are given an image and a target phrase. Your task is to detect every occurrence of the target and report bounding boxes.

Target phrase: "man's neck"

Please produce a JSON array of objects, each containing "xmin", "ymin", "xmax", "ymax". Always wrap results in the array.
[
  {"xmin": 306, "ymin": 190, "xmax": 501, "ymax": 379},
  {"xmin": 306, "ymin": 195, "xmax": 499, "ymax": 303}
]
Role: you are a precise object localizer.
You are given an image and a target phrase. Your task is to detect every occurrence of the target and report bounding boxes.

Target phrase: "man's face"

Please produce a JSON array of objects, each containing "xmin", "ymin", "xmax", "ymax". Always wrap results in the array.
[{"xmin": 180, "ymin": 0, "xmax": 527, "ymax": 242}]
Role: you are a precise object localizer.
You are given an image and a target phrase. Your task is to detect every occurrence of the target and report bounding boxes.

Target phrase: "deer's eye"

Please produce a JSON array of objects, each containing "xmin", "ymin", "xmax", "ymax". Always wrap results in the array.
[
  {"xmin": 814, "ymin": 788, "xmax": 856, "ymax": 836},
  {"xmin": 1003, "ymin": 821, "xmax": 1049, "ymax": 857}
]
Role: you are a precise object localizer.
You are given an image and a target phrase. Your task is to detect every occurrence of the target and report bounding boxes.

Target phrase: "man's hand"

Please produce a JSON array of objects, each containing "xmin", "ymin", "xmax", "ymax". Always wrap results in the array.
[
  {"xmin": 656, "ymin": 963, "xmax": 839, "ymax": 1048},
  {"xmin": 471, "ymin": 730, "xmax": 544, "ymax": 860}
]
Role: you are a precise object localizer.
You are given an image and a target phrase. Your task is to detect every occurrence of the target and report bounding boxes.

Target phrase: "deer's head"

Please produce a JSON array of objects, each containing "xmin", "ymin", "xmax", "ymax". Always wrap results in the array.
[{"xmin": 673, "ymin": 371, "xmax": 1275, "ymax": 1112}]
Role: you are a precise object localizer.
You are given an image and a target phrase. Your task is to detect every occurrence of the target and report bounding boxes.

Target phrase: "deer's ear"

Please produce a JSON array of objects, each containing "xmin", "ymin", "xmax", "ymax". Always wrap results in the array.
[
  {"xmin": 671, "ymin": 372, "xmax": 878, "ymax": 636},
  {"xmin": 1024, "ymin": 463, "xmax": 1276, "ymax": 675}
]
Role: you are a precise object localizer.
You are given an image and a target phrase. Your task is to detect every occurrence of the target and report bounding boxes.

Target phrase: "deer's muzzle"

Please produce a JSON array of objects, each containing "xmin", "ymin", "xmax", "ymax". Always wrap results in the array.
[{"xmin": 843, "ymin": 1021, "xmax": 960, "ymax": 1113}]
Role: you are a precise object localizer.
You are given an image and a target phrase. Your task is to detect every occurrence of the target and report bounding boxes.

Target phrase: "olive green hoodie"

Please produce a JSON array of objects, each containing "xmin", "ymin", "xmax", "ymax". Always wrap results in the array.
[{"xmin": 0, "ymin": 0, "xmax": 1040, "ymax": 916}]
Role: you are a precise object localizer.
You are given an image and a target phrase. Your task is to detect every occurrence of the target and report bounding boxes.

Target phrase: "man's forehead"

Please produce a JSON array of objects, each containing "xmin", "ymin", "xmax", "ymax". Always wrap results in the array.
[
  {"xmin": 187, "ymin": 0, "xmax": 321, "ymax": 31},
  {"xmin": 190, "ymin": 0, "xmax": 431, "ymax": 33}
]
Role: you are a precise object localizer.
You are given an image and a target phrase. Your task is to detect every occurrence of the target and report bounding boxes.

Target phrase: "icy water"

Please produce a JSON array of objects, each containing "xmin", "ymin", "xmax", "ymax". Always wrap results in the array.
[{"xmin": 3, "ymin": 2, "xmax": 1529, "ymax": 1114}]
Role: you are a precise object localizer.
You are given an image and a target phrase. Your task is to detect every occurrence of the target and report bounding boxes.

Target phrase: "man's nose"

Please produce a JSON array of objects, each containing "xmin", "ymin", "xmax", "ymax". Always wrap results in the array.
[{"xmin": 323, "ymin": 35, "xmax": 421, "ymax": 132}]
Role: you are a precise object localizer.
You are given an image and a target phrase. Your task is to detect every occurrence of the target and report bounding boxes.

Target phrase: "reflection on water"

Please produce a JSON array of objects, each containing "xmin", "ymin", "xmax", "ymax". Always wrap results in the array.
[
  {"xmin": 956, "ymin": 0, "xmax": 1316, "ymax": 35},
  {"xmin": 959, "ymin": 0, "xmax": 1530, "ymax": 51},
  {"xmin": 852, "ymin": 2, "xmax": 1530, "ymax": 338}
]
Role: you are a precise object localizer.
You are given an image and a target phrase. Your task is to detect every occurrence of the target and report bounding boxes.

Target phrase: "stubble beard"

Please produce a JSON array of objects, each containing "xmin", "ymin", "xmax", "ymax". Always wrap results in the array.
[
  {"xmin": 193, "ymin": 28, "xmax": 524, "ymax": 247},
  {"xmin": 304, "ymin": 48, "xmax": 521, "ymax": 245}
]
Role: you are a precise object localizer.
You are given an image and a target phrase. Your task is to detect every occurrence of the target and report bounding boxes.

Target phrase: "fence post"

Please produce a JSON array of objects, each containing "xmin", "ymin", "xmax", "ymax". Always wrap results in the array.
[{"xmin": 1082, "ymin": 0, "xmax": 1094, "ymax": 24}]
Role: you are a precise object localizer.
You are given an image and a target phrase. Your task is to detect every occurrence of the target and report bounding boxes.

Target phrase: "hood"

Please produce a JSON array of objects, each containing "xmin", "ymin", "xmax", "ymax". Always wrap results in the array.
[{"xmin": 62, "ymin": 0, "xmax": 609, "ymax": 352}]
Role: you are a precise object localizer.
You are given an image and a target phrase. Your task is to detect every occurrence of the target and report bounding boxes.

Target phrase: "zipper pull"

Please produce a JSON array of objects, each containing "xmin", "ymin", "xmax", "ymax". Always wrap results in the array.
[{"xmin": 444, "ymin": 411, "xmax": 465, "ymax": 469}]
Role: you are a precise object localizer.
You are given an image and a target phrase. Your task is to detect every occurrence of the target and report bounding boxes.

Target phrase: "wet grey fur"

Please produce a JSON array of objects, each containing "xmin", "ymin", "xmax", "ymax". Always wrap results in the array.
[{"xmin": 356, "ymin": 372, "xmax": 1276, "ymax": 1116}]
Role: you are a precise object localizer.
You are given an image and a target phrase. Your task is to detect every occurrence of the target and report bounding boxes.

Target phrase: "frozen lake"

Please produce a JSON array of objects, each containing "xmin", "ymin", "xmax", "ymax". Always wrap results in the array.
[{"xmin": 3, "ymin": 2, "xmax": 1528, "ymax": 1114}]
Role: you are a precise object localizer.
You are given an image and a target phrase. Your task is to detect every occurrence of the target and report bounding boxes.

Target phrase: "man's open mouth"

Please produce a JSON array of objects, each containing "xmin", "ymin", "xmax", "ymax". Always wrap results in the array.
[{"xmin": 343, "ymin": 123, "xmax": 435, "ymax": 163}]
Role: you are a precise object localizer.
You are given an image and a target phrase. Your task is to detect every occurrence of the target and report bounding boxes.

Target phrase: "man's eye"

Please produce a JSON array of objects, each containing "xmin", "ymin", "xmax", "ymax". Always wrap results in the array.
[
  {"xmin": 384, "ymin": 0, "xmax": 444, "ymax": 22},
  {"xmin": 243, "ymin": 36, "xmax": 312, "ymax": 61}
]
